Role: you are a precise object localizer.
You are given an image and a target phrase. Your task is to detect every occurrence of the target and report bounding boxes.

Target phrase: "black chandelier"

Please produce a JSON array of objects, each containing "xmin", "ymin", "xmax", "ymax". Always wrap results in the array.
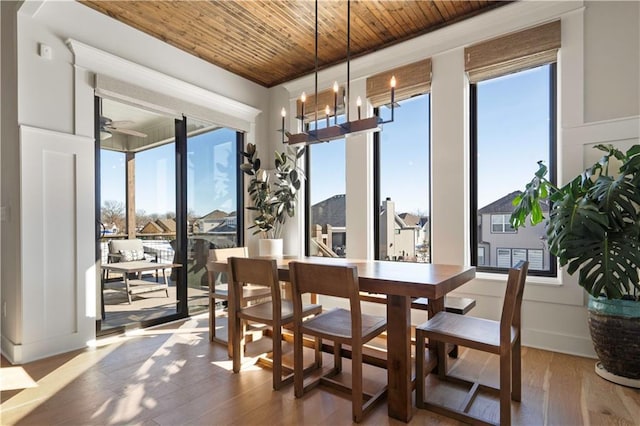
[{"xmin": 280, "ymin": 0, "xmax": 396, "ymax": 146}]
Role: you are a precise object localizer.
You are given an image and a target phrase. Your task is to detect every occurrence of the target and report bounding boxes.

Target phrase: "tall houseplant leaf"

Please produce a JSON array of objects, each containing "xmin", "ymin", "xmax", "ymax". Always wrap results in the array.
[
  {"xmin": 511, "ymin": 144, "xmax": 640, "ymax": 300},
  {"xmin": 240, "ymin": 143, "xmax": 305, "ymax": 239}
]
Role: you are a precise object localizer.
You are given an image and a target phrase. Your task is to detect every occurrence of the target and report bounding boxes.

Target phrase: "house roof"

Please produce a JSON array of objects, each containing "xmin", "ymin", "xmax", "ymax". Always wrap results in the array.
[
  {"xmin": 155, "ymin": 218, "xmax": 176, "ymax": 232},
  {"xmin": 478, "ymin": 191, "xmax": 550, "ymax": 214},
  {"xmin": 311, "ymin": 194, "xmax": 346, "ymax": 227},
  {"xmin": 398, "ymin": 213, "xmax": 421, "ymax": 227},
  {"xmin": 200, "ymin": 209, "xmax": 230, "ymax": 221},
  {"xmin": 139, "ymin": 221, "xmax": 164, "ymax": 234}
]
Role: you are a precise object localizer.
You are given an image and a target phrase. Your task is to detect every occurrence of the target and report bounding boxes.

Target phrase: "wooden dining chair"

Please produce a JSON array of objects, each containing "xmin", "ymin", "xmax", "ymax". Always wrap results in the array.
[
  {"xmin": 206, "ymin": 247, "xmax": 271, "ymax": 355},
  {"xmin": 228, "ymin": 257, "xmax": 323, "ymax": 390},
  {"xmin": 415, "ymin": 260, "xmax": 529, "ymax": 426},
  {"xmin": 289, "ymin": 261, "xmax": 388, "ymax": 423}
]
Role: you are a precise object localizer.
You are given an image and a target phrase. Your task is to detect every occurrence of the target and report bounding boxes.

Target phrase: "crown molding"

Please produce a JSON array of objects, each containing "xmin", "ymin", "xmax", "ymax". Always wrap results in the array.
[{"xmin": 66, "ymin": 39, "xmax": 261, "ymax": 123}]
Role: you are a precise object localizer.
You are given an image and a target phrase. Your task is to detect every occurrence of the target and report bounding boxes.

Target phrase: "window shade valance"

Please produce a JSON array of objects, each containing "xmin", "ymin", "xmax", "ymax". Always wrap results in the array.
[
  {"xmin": 465, "ymin": 20, "xmax": 561, "ymax": 83},
  {"xmin": 95, "ymin": 74, "xmax": 256, "ymax": 132},
  {"xmin": 366, "ymin": 58, "xmax": 432, "ymax": 107},
  {"xmin": 296, "ymin": 86, "xmax": 345, "ymax": 119}
]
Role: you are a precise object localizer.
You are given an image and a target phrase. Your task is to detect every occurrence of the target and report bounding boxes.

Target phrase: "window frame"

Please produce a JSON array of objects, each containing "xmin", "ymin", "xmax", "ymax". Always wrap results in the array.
[
  {"xmin": 373, "ymin": 93, "xmax": 432, "ymax": 262},
  {"xmin": 490, "ymin": 214, "xmax": 517, "ymax": 234},
  {"xmin": 470, "ymin": 63, "xmax": 558, "ymax": 277}
]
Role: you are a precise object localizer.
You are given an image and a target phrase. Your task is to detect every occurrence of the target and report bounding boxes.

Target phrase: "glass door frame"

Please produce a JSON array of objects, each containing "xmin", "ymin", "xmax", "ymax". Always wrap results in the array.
[
  {"xmin": 95, "ymin": 97, "xmax": 246, "ymax": 335},
  {"xmin": 95, "ymin": 96, "xmax": 188, "ymax": 335}
]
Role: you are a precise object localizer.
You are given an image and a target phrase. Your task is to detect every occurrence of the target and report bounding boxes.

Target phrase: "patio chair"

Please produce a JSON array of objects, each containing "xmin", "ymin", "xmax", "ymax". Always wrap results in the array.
[{"xmin": 103, "ymin": 238, "xmax": 159, "ymax": 281}]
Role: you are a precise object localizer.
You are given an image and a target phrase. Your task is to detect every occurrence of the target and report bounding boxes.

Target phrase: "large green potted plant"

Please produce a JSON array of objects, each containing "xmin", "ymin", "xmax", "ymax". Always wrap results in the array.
[
  {"xmin": 511, "ymin": 144, "xmax": 640, "ymax": 385},
  {"xmin": 240, "ymin": 142, "xmax": 304, "ymax": 255}
]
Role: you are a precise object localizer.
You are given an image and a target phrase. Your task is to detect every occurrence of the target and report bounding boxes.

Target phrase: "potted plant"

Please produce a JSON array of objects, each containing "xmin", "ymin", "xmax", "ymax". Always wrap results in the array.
[
  {"xmin": 511, "ymin": 144, "xmax": 640, "ymax": 386},
  {"xmin": 240, "ymin": 142, "xmax": 305, "ymax": 256}
]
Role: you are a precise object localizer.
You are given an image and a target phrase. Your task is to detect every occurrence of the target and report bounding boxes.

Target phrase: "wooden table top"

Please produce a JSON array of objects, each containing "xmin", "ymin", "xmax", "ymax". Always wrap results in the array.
[{"xmin": 210, "ymin": 256, "xmax": 475, "ymax": 299}]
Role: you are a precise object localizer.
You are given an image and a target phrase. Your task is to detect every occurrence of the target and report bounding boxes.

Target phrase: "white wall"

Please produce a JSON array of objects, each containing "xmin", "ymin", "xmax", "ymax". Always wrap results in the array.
[
  {"xmin": 278, "ymin": 0, "xmax": 639, "ymax": 358},
  {"xmin": 584, "ymin": 1, "xmax": 639, "ymax": 122},
  {"xmin": 2, "ymin": 0, "xmax": 269, "ymax": 363}
]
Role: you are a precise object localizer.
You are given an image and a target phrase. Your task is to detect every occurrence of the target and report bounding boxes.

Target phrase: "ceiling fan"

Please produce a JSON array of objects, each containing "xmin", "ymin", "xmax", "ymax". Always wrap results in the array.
[{"xmin": 100, "ymin": 116, "xmax": 148, "ymax": 139}]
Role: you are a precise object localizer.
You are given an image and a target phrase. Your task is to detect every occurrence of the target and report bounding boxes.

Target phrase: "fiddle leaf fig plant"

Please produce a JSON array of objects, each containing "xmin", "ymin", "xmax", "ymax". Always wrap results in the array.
[
  {"xmin": 240, "ymin": 143, "xmax": 305, "ymax": 239},
  {"xmin": 510, "ymin": 144, "xmax": 640, "ymax": 300}
]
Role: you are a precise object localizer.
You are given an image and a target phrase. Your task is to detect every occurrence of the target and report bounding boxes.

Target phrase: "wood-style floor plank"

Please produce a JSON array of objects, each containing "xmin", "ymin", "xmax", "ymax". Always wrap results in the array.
[{"xmin": 2, "ymin": 314, "xmax": 639, "ymax": 425}]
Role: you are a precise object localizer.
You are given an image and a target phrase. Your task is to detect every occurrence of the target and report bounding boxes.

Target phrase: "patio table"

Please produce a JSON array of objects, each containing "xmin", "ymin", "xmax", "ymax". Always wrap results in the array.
[{"xmin": 101, "ymin": 261, "xmax": 181, "ymax": 311}]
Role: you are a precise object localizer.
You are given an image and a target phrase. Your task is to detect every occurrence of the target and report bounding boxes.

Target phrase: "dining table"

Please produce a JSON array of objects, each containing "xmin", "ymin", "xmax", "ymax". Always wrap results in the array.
[{"xmin": 211, "ymin": 255, "xmax": 475, "ymax": 422}]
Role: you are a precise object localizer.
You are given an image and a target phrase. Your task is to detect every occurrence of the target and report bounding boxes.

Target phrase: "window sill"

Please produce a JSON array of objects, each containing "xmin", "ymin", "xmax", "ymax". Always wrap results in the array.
[
  {"xmin": 459, "ymin": 270, "xmax": 585, "ymax": 306},
  {"xmin": 475, "ymin": 271, "xmax": 563, "ymax": 286}
]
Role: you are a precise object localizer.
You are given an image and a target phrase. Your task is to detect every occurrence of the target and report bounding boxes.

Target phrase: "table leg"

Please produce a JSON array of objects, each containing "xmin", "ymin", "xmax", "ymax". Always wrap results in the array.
[
  {"xmin": 386, "ymin": 294, "xmax": 413, "ymax": 422},
  {"xmin": 428, "ymin": 297, "xmax": 448, "ymax": 376},
  {"xmin": 124, "ymin": 273, "xmax": 132, "ymax": 304}
]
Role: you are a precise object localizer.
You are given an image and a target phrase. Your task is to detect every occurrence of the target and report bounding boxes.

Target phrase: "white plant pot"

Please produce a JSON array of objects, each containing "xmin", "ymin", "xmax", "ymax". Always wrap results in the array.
[{"xmin": 258, "ymin": 238, "xmax": 283, "ymax": 257}]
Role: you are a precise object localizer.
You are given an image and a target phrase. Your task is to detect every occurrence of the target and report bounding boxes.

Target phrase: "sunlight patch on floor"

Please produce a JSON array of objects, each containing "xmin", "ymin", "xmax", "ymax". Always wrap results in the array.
[
  {"xmin": 0, "ymin": 367, "xmax": 38, "ymax": 391},
  {"xmin": 0, "ymin": 343, "xmax": 122, "ymax": 422}
]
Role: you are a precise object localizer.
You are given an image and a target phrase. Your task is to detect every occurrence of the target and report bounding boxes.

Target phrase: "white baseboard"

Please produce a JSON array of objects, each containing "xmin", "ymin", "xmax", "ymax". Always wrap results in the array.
[
  {"xmin": 523, "ymin": 328, "xmax": 596, "ymax": 359},
  {"xmin": 1, "ymin": 334, "xmax": 22, "ymax": 364}
]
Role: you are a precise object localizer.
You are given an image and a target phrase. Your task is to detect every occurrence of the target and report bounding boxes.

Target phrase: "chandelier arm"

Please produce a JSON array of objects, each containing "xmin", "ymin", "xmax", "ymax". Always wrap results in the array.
[
  {"xmin": 346, "ymin": 0, "xmax": 351, "ymax": 123},
  {"xmin": 314, "ymin": 0, "xmax": 318, "ymax": 129},
  {"xmin": 283, "ymin": 0, "xmax": 391, "ymax": 145}
]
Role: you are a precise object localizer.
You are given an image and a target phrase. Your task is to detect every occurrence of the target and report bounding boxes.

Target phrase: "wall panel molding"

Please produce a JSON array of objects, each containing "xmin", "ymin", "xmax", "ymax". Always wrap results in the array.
[{"xmin": 18, "ymin": 125, "xmax": 94, "ymax": 363}]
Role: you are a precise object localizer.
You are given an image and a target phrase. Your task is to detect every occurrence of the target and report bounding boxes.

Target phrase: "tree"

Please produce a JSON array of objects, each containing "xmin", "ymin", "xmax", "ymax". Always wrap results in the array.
[{"xmin": 101, "ymin": 200, "xmax": 125, "ymax": 233}]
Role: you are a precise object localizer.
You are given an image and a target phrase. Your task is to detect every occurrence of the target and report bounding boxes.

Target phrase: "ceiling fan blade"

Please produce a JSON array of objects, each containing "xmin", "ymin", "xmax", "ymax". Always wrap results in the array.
[
  {"xmin": 109, "ymin": 120, "xmax": 135, "ymax": 127},
  {"xmin": 109, "ymin": 127, "xmax": 148, "ymax": 138}
]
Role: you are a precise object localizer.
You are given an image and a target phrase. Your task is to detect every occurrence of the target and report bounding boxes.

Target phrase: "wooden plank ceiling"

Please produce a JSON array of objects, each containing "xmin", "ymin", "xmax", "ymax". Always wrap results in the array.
[{"xmin": 79, "ymin": 0, "xmax": 508, "ymax": 88}]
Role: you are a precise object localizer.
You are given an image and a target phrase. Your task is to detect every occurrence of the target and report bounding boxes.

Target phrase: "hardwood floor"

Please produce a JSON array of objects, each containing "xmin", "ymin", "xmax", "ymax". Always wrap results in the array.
[{"xmin": 1, "ymin": 314, "xmax": 638, "ymax": 425}]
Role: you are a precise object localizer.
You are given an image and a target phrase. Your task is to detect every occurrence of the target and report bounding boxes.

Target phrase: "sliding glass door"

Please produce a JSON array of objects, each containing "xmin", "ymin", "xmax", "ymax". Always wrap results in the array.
[
  {"xmin": 185, "ymin": 122, "xmax": 243, "ymax": 316},
  {"xmin": 96, "ymin": 97, "xmax": 244, "ymax": 334},
  {"xmin": 97, "ymin": 97, "xmax": 183, "ymax": 334}
]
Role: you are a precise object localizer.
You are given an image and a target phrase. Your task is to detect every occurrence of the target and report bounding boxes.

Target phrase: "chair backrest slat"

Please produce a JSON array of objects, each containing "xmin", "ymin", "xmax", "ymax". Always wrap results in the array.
[
  {"xmin": 210, "ymin": 247, "xmax": 248, "ymax": 262},
  {"xmin": 228, "ymin": 257, "xmax": 280, "ymax": 313},
  {"xmin": 289, "ymin": 262, "xmax": 362, "ymax": 332},
  {"xmin": 500, "ymin": 260, "xmax": 529, "ymax": 342}
]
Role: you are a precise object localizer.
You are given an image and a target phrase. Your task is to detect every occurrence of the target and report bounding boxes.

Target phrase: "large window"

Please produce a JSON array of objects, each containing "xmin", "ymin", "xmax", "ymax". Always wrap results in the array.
[
  {"xmin": 306, "ymin": 117, "xmax": 347, "ymax": 257},
  {"xmin": 471, "ymin": 64, "xmax": 556, "ymax": 275},
  {"xmin": 375, "ymin": 94, "xmax": 430, "ymax": 262}
]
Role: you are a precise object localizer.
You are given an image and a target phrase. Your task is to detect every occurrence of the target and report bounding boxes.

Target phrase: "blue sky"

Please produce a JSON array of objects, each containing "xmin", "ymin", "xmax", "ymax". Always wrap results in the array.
[
  {"xmin": 309, "ymin": 64, "xmax": 550, "ymax": 214},
  {"xmin": 101, "ymin": 128, "xmax": 237, "ymax": 218},
  {"xmin": 102, "ymin": 64, "xmax": 550, "ymax": 218}
]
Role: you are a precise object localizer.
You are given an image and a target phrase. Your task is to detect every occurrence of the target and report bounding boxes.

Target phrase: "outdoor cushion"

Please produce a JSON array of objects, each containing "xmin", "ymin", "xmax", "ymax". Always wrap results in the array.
[{"xmin": 119, "ymin": 249, "xmax": 145, "ymax": 262}]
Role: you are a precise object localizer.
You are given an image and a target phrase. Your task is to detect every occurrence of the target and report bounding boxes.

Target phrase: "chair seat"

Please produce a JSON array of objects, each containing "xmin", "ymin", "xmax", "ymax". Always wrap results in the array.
[
  {"xmin": 212, "ymin": 284, "xmax": 271, "ymax": 301},
  {"xmin": 418, "ymin": 312, "xmax": 518, "ymax": 354},
  {"xmin": 301, "ymin": 308, "xmax": 387, "ymax": 342},
  {"xmin": 240, "ymin": 300, "xmax": 322, "ymax": 324}
]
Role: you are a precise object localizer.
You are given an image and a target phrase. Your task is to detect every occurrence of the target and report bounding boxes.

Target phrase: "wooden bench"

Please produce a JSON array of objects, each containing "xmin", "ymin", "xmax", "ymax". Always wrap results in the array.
[{"xmin": 359, "ymin": 293, "xmax": 476, "ymax": 315}]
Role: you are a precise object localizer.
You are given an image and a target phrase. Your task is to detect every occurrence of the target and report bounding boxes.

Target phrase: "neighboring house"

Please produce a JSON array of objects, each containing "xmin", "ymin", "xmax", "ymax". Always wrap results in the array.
[
  {"xmin": 310, "ymin": 194, "xmax": 347, "ymax": 255},
  {"xmin": 399, "ymin": 212, "xmax": 430, "ymax": 257},
  {"xmin": 196, "ymin": 209, "xmax": 230, "ymax": 233},
  {"xmin": 380, "ymin": 198, "xmax": 418, "ymax": 261},
  {"xmin": 139, "ymin": 221, "xmax": 164, "ymax": 235},
  {"xmin": 103, "ymin": 223, "xmax": 119, "ymax": 235},
  {"xmin": 477, "ymin": 191, "xmax": 549, "ymax": 270},
  {"xmin": 155, "ymin": 218, "xmax": 176, "ymax": 233},
  {"xmin": 139, "ymin": 218, "xmax": 177, "ymax": 235}
]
